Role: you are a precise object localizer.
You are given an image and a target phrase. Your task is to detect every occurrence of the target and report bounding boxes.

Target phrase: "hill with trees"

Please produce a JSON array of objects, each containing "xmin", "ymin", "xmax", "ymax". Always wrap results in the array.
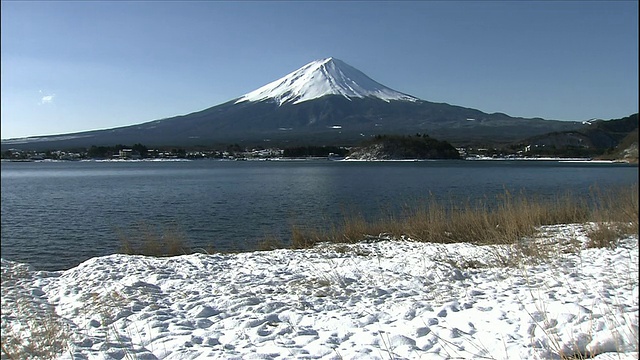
[
  {"xmin": 503, "ymin": 113, "xmax": 638, "ymax": 159},
  {"xmin": 346, "ymin": 134, "xmax": 461, "ymax": 160}
]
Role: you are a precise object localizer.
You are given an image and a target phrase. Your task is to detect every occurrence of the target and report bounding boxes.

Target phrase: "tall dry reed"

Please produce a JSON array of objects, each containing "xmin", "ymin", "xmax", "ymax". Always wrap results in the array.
[
  {"xmin": 117, "ymin": 221, "xmax": 191, "ymax": 257},
  {"xmin": 287, "ymin": 184, "xmax": 638, "ymax": 248}
]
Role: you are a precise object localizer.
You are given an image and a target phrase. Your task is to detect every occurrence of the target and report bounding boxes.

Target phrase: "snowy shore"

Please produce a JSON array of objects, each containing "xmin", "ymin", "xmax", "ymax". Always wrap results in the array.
[{"xmin": 1, "ymin": 224, "xmax": 638, "ymax": 359}]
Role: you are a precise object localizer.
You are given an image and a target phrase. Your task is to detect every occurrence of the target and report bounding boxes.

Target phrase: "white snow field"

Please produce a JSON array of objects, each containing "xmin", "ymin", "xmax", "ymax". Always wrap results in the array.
[
  {"xmin": 235, "ymin": 57, "xmax": 418, "ymax": 106},
  {"xmin": 1, "ymin": 224, "xmax": 638, "ymax": 359}
]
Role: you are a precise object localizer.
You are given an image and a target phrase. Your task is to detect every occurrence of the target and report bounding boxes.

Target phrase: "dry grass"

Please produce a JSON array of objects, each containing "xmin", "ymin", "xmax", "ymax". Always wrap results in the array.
[
  {"xmin": 285, "ymin": 184, "xmax": 638, "ymax": 251},
  {"xmin": 117, "ymin": 221, "xmax": 191, "ymax": 257},
  {"xmin": 1, "ymin": 263, "xmax": 70, "ymax": 359},
  {"xmin": 585, "ymin": 222, "xmax": 636, "ymax": 249},
  {"xmin": 290, "ymin": 213, "xmax": 394, "ymax": 249},
  {"xmin": 114, "ymin": 185, "xmax": 638, "ymax": 258},
  {"xmin": 257, "ymin": 234, "xmax": 285, "ymax": 251},
  {"xmin": 0, "ymin": 303, "xmax": 70, "ymax": 359},
  {"xmin": 584, "ymin": 184, "xmax": 638, "ymax": 249},
  {"xmin": 0, "ymin": 298, "xmax": 70, "ymax": 359}
]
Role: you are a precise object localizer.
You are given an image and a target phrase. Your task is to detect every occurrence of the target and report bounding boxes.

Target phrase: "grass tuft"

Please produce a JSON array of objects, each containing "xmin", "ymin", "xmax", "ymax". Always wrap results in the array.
[
  {"xmin": 1, "ymin": 263, "xmax": 70, "ymax": 359},
  {"xmin": 257, "ymin": 234, "xmax": 285, "ymax": 251},
  {"xmin": 585, "ymin": 222, "xmax": 634, "ymax": 249},
  {"xmin": 117, "ymin": 221, "xmax": 191, "ymax": 257}
]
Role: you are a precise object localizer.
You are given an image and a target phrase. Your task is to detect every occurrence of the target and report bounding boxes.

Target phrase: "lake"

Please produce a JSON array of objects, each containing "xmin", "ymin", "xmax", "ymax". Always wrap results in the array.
[{"xmin": 1, "ymin": 159, "xmax": 637, "ymax": 271}]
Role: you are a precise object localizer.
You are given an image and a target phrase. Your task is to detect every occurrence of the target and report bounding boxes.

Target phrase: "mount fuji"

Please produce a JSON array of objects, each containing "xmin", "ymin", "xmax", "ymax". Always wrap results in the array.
[{"xmin": 2, "ymin": 57, "xmax": 582, "ymax": 151}]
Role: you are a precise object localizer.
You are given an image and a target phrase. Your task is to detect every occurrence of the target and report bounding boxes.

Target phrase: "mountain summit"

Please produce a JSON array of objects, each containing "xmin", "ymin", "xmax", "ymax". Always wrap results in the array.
[{"xmin": 235, "ymin": 57, "xmax": 418, "ymax": 106}]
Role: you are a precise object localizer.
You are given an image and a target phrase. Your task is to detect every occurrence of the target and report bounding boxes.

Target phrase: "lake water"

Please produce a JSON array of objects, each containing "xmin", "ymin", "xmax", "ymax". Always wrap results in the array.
[{"xmin": 1, "ymin": 159, "xmax": 637, "ymax": 271}]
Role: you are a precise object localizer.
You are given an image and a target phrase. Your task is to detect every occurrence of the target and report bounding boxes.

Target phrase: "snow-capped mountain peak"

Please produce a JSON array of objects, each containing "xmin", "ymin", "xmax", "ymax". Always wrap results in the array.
[{"xmin": 235, "ymin": 57, "xmax": 419, "ymax": 106}]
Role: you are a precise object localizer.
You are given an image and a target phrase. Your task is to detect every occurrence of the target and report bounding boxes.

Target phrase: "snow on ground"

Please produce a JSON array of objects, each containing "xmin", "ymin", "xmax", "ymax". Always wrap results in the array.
[{"xmin": 1, "ymin": 224, "xmax": 638, "ymax": 359}]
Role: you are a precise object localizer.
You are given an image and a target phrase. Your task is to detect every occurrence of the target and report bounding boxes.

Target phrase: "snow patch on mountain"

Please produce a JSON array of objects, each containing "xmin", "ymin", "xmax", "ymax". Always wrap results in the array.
[{"xmin": 235, "ymin": 57, "xmax": 419, "ymax": 106}]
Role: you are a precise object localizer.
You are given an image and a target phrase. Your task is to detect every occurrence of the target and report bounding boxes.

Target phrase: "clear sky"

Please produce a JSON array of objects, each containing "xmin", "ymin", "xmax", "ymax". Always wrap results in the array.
[{"xmin": 1, "ymin": 1, "xmax": 638, "ymax": 139}]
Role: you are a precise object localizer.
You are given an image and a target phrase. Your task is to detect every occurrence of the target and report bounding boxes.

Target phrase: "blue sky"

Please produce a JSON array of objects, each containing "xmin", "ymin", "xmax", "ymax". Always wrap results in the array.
[{"xmin": 1, "ymin": 1, "xmax": 638, "ymax": 139}]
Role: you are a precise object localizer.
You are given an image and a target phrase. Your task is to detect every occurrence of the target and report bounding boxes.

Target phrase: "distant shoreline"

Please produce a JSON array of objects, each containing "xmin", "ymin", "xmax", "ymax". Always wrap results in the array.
[{"xmin": 0, "ymin": 157, "xmax": 634, "ymax": 164}]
